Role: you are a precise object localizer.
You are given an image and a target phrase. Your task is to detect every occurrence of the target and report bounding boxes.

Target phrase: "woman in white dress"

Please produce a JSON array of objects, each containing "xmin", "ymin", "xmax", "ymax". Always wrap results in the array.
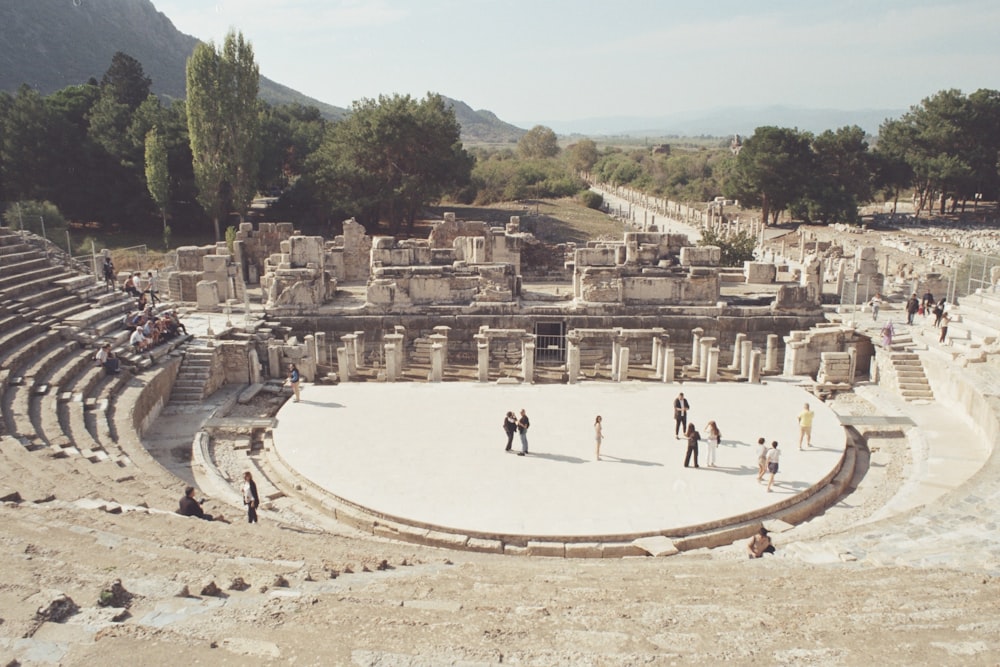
[{"xmin": 704, "ymin": 420, "xmax": 721, "ymax": 467}]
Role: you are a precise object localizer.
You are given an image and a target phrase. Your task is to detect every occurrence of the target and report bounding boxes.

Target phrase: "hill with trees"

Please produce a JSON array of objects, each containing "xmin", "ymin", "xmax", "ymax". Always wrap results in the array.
[
  {"xmin": 0, "ymin": 0, "xmax": 346, "ymax": 119},
  {"xmin": 0, "ymin": 0, "xmax": 526, "ymax": 144}
]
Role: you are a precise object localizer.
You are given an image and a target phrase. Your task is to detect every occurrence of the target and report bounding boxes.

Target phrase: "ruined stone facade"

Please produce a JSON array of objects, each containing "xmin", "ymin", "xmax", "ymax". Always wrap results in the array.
[{"xmin": 572, "ymin": 232, "xmax": 721, "ymax": 305}]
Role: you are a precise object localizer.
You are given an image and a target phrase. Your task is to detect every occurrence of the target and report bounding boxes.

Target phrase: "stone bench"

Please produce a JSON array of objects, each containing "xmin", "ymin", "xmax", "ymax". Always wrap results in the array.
[
  {"xmin": 0, "ymin": 268, "xmax": 73, "ymax": 297},
  {"xmin": 0, "ymin": 256, "xmax": 48, "ymax": 278}
]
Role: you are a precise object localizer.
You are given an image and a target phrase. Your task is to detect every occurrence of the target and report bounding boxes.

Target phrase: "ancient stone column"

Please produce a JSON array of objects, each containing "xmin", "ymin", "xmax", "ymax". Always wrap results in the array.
[
  {"xmin": 522, "ymin": 341, "xmax": 535, "ymax": 384},
  {"xmin": 848, "ymin": 347, "xmax": 857, "ymax": 384},
  {"xmin": 664, "ymin": 348, "xmax": 675, "ymax": 383},
  {"xmin": 765, "ymin": 334, "xmax": 780, "ymax": 372},
  {"xmin": 611, "ymin": 337, "xmax": 623, "ymax": 380},
  {"xmin": 740, "ymin": 340, "xmax": 753, "ymax": 378},
  {"xmin": 385, "ymin": 343, "xmax": 398, "ymax": 382},
  {"xmin": 430, "ymin": 343, "xmax": 444, "ymax": 383},
  {"xmin": 429, "ymin": 333, "xmax": 447, "ymax": 373},
  {"xmin": 432, "ymin": 325, "xmax": 451, "ymax": 365},
  {"xmin": 384, "ymin": 333, "xmax": 404, "ymax": 371},
  {"xmin": 749, "ymin": 349, "xmax": 762, "ymax": 384},
  {"xmin": 690, "ymin": 327, "xmax": 704, "ymax": 370},
  {"xmin": 616, "ymin": 347, "xmax": 630, "ymax": 382},
  {"xmin": 706, "ymin": 347, "xmax": 720, "ymax": 383},
  {"xmin": 652, "ymin": 338, "xmax": 664, "ymax": 377},
  {"xmin": 700, "ymin": 337, "xmax": 716, "ymax": 380},
  {"xmin": 267, "ymin": 345, "xmax": 281, "ymax": 380},
  {"xmin": 352, "ymin": 331, "xmax": 365, "ymax": 369},
  {"xmin": 567, "ymin": 340, "xmax": 581, "ymax": 385},
  {"xmin": 783, "ymin": 341, "xmax": 806, "ymax": 376},
  {"xmin": 476, "ymin": 335, "xmax": 489, "ymax": 382},
  {"xmin": 305, "ymin": 335, "xmax": 316, "ymax": 368},
  {"xmin": 248, "ymin": 348, "xmax": 261, "ymax": 385},
  {"xmin": 730, "ymin": 333, "xmax": 746, "ymax": 370},
  {"xmin": 315, "ymin": 332, "xmax": 326, "ymax": 366},
  {"xmin": 341, "ymin": 334, "xmax": 358, "ymax": 376},
  {"xmin": 336, "ymin": 347, "xmax": 351, "ymax": 382}
]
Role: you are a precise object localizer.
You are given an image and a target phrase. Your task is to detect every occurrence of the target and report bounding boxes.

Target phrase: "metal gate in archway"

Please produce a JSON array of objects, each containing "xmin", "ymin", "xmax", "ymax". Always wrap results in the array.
[{"xmin": 534, "ymin": 321, "xmax": 566, "ymax": 365}]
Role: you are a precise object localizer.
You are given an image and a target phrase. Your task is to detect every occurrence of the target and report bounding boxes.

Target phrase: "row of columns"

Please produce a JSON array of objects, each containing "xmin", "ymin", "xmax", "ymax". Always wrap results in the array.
[
  {"xmin": 331, "ymin": 325, "xmax": 780, "ymax": 385},
  {"xmin": 689, "ymin": 328, "xmax": 778, "ymax": 383}
]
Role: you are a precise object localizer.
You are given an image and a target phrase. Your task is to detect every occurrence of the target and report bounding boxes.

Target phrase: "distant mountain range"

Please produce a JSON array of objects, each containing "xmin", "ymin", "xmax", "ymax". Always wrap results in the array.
[
  {"xmin": 0, "ymin": 0, "xmax": 527, "ymax": 143},
  {"xmin": 526, "ymin": 106, "xmax": 908, "ymax": 138},
  {"xmin": 0, "ymin": 1, "xmax": 902, "ymax": 141}
]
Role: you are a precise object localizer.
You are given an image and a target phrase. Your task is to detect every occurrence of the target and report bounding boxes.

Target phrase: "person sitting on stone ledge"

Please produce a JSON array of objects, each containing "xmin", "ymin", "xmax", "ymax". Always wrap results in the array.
[
  {"xmin": 177, "ymin": 486, "xmax": 224, "ymax": 522},
  {"xmin": 747, "ymin": 527, "xmax": 775, "ymax": 558},
  {"xmin": 123, "ymin": 273, "xmax": 140, "ymax": 298},
  {"xmin": 129, "ymin": 325, "xmax": 150, "ymax": 352},
  {"xmin": 94, "ymin": 343, "xmax": 120, "ymax": 375}
]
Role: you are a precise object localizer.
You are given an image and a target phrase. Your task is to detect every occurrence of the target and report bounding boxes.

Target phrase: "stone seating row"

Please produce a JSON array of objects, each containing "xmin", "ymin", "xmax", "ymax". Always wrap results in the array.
[{"xmin": 0, "ymin": 255, "xmax": 49, "ymax": 278}]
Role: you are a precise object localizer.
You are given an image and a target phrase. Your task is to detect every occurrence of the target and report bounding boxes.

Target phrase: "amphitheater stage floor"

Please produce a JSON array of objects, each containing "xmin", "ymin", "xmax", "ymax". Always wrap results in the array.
[{"xmin": 271, "ymin": 381, "xmax": 847, "ymax": 540}]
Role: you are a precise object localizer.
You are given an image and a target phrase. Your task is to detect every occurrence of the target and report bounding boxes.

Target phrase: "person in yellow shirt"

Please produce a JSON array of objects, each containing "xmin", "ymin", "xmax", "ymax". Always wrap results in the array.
[{"xmin": 797, "ymin": 403, "xmax": 814, "ymax": 450}]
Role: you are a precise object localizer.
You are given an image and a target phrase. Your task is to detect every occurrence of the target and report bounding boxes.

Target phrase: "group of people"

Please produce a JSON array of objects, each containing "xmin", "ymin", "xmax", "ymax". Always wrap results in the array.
[
  {"xmin": 502, "ymin": 409, "xmax": 530, "ymax": 455},
  {"xmin": 124, "ymin": 306, "xmax": 187, "ymax": 352},
  {"xmin": 121, "ymin": 269, "xmax": 161, "ymax": 308},
  {"xmin": 177, "ymin": 471, "xmax": 260, "ymax": 524},
  {"xmin": 873, "ymin": 290, "xmax": 950, "ymax": 348},
  {"xmin": 674, "ymin": 393, "xmax": 722, "ymax": 468}
]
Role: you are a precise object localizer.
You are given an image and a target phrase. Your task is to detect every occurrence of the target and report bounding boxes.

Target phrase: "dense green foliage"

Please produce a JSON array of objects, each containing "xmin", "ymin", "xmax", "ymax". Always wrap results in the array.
[
  {"xmin": 876, "ymin": 89, "xmax": 1000, "ymax": 216},
  {"xmin": 579, "ymin": 190, "xmax": 604, "ymax": 210},
  {"xmin": 698, "ymin": 228, "xmax": 756, "ymax": 267},
  {"xmin": 518, "ymin": 125, "xmax": 560, "ymax": 159},
  {"xmin": 469, "ymin": 152, "xmax": 585, "ymax": 205},
  {"xmin": 592, "ymin": 147, "xmax": 729, "ymax": 202},
  {"xmin": 2, "ymin": 200, "xmax": 67, "ymax": 241},
  {"xmin": 144, "ymin": 126, "xmax": 169, "ymax": 234},
  {"xmin": 306, "ymin": 93, "xmax": 473, "ymax": 234},
  {"xmin": 186, "ymin": 31, "xmax": 261, "ymax": 240}
]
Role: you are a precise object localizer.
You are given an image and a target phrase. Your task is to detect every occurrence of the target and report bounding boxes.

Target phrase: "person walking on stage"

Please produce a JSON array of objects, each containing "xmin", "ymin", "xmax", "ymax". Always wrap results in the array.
[
  {"xmin": 765, "ymin": 441, "xmax": 781, "ymax": 492},
  {"xmin": 797, "ymin": 403, "xmax": 814, "ymax": 450},
  {"xmin": 516, "ymin": 409, "xmax": 530, "ymax": 456},
  {"xmin": 673, "ymin": 392, "xmax": 690, "ymax": 439},
  {"xmin": 594, "ymin": 415, "xmax": 603, "ymax": 461},
  {"xmin": 287, "ymin": 363, "xmax": 301, "ymax": 402},
  {"xmin": 503, "ymin": 411, "xmax": 518, "ymax": 451},
  {"xmin": 683, "ymin": 423, "xmax": 700, "ymax": 468}
]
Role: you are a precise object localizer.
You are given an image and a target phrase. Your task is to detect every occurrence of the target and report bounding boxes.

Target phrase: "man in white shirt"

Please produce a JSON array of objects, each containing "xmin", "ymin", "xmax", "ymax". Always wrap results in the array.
[{"xmin": 130, "ymin": 326, "xmax": 149, "ymax": 352}]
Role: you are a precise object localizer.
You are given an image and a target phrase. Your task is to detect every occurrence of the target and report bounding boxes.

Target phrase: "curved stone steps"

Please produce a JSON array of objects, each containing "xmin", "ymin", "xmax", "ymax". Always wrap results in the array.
[
  {"xmin": 0, "ymin": 435, "xmax": 59, "ymax": 501},
  {"xmin": 2, "ymin": 336, "xmax": 76, "ymax": 446}
]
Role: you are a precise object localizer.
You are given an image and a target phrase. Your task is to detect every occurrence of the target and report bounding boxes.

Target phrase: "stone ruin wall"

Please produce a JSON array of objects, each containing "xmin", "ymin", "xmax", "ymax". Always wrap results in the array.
[
  {"xmin": 273, "ymin": 310, "xmax": 826, "ymax": 375},
  {"xmin": 572, "ymin": 233, "xmax": 721, "ymax": 306},
  {"xmin": 783, "ymin": 323, "xmax": 875, "ymax": 379}
]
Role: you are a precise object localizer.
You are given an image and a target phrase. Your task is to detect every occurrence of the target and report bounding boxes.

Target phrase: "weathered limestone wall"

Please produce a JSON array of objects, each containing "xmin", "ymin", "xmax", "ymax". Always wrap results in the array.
[
  {"xmin": 783, "ymin": 324, "xmax": 874, "ymax": 378},
  {"xmin": 572, "ymin": 232, "xmax": 721, "ymax": 305},
  {"xmin": 327, "ymin": 218, "xmax": 372, "ymax": 282},
  {"xmin": 233, "ymin": 221, "xmax": 295, "ymax": 284},
  {"xmin": 368, "ymin": 264, "xmax": 516, "ymax": 307},
  {"xmin": 262, "ymin": 235, "xmax": 335, "ymax": 311},
  {"xmin": 278, "ymin": 310, "xmax": 824, "ymax": 368},
  {"xmin": 218, "ymin": 340, "xmax": 253, "ymax": 385},
  {"xmin": 130, "ymin": 357, "xmax": 182, "ymax": 436}
]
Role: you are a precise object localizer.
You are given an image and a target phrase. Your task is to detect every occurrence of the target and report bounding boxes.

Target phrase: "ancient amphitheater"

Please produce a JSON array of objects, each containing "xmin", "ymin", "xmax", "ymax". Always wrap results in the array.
[{"xmin": 1, "ymin": 208, "xmax": 999, "ymax": 665}]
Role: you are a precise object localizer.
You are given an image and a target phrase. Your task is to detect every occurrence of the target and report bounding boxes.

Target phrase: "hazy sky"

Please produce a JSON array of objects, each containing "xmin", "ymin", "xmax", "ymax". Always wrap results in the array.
[{"xmin": 152, "ymin": 0, "xmax": 1000, "ymax": 124}]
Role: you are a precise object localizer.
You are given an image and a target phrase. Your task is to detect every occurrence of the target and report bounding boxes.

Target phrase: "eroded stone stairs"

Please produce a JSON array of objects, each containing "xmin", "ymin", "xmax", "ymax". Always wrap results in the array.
[
  {"xmin": 169, "ymin": 346, "xmax": 213, "ymax": 405},
  {"xmin": 887, "ymin": 351, "xmax": 934, "ymax": 401}
]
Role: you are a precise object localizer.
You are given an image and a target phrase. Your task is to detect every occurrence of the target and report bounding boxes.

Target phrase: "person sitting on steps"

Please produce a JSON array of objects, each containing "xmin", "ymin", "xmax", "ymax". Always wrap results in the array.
[{"xmin": 177, "ymin": 486, "xmax": 225, "ymax": 522}]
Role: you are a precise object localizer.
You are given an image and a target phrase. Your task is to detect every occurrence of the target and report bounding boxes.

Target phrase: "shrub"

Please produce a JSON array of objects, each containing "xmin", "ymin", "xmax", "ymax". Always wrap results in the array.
[{"xmin": 579, "ymin": 190, "xmax": 604, "ymax": 209}]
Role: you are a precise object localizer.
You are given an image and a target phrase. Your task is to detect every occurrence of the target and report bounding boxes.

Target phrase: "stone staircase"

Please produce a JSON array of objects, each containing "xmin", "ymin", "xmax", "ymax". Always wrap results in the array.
[
  {"xmin": 169, "ymin": 346, "xmax": 214, "ymax": 404},
  {"xmin": 887, "ymin": 351, "xmax": 934, "ymax": 401}
]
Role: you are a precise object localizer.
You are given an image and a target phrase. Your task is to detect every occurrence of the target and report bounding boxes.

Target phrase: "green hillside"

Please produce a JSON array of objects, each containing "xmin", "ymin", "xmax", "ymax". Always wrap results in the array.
[{"xmin": 0, "ymin": 0, "xmax": 526, "ymax": 141}]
